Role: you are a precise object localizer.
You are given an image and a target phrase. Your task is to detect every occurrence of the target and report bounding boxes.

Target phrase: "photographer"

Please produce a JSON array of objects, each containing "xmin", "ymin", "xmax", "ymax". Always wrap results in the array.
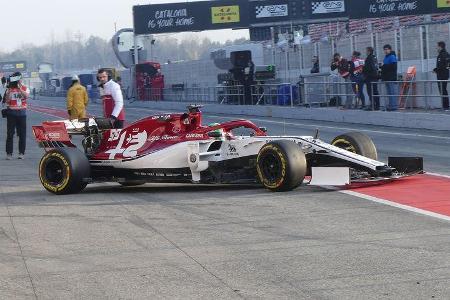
[
  {"xmin": 331, "ymin": 53, "xmax": 353, "ymax": 108},
  {"xmin": 2, "ymin": 72, "xmax": 29, "ymax": 159},
  {"xmin": 433, "ymin": 41, "xmax": 450, "ymax": 111}
]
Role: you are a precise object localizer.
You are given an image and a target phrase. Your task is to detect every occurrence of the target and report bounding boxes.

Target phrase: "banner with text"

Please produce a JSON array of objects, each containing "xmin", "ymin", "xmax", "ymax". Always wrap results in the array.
[{"xmin": 349, "ymin": 0, "xmax": 432, "ymax": 19}]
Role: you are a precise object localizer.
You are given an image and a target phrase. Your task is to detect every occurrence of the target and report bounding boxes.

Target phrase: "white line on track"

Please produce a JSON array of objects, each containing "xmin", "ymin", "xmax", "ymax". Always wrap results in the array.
[
  {"xmin": 341, "ymin": 190, "xmax": 450, "ymax": 222},
  {"xmin": 29, "ymin": 108, "xmax": 64, "ymax": 119},
  {"xmin": 427, "ymin": 172, "xmax": 450, "ymax": 179}
]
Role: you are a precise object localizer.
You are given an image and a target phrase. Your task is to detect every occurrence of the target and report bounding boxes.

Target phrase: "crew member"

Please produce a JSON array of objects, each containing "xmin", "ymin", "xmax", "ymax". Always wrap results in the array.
[
  {"xmin": 97, "ymin": 69, "xmax": 125, "ymax": 128},
  {"xmin": 433, "ymin": 41, "xmax": 450, "ymax": 111},
  {"xmin": 2, "ymin": 72, "xmax": 29, "ymax": 159},
  {"xmin": 66, "ymin": 75, "xmax": 88, "ymax": 120}
]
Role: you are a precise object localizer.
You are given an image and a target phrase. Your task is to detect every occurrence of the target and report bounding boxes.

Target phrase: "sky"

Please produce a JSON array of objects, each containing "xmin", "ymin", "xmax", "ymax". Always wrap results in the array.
[{"xmin": 0, "ymin": 0, "xmax": 248, "ymax": 52}]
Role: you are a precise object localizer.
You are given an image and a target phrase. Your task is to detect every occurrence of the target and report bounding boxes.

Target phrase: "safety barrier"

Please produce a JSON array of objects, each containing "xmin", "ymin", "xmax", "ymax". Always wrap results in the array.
[{"xmin": 126, "ymin": 79, "xmax": 450, "ymax": 112}]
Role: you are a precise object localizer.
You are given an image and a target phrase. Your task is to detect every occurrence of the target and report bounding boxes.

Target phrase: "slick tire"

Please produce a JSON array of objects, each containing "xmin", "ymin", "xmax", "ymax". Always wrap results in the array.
[
  {"xmin": 39, "ymin": 148, "xmax": 90, "ymax": 195},
  {"xmin": 257, "ymin": 140, "xmax": 307, "ymax": 192},
  {"xmin": 331, "ymin": 132, "xmax": 378, "ymax": 160},
  {"xmin": 119, "ymin": 181, "xmax": 146, "ymax": 187}
]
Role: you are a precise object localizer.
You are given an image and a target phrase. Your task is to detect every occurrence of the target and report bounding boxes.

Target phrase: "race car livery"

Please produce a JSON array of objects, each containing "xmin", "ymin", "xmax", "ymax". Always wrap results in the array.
[{"xmin": 32, "ymin": 105, "xmax": 423, "ymax": 194}]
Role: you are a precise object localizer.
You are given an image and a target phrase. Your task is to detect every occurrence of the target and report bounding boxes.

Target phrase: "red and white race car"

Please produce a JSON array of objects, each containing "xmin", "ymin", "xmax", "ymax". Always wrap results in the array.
[{"xmin": 32, "ymin": 105, "xmax": 423, "ymax": 194}]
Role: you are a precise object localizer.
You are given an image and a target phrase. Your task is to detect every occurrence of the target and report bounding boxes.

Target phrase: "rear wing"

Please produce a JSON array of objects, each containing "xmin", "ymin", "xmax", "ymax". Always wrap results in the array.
[
  {"xmin": 32, "ymin": 118, "xmax": 112, "ymax": 150},
  {"xmin": 32, "ymin": 121, "xmax": 76, "ymax": 149}
]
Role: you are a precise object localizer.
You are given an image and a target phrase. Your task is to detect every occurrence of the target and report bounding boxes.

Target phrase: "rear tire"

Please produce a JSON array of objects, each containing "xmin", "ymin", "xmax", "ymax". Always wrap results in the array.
[
  {"xmin": 39, "ymin": 148, "xmax": 90, "ymax": 195},
  {"xmin": 257, "ymin": 140, "xmax": 307, "ymax": 192},
  {"xmin": 331, "ymin": 132, "xmax": 378, "ymax": 160}
]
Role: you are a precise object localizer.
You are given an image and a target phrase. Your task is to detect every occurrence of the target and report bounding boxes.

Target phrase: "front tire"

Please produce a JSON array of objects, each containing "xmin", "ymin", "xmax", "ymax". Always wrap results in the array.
[
  {"xmin": 331, "ymin": 132, "xmax": 378, "ymax": 160},
  {"xmin": 257, "ymin": 140, "xmax": 307, "ymax": 192},
  {"xmin": 39, "ymin": 148, "xmax": 90, "ymax": 195}
]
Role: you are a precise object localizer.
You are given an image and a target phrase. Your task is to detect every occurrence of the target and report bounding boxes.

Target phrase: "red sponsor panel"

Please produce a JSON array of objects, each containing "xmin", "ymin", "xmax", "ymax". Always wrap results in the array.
[
  {"xmin": 351, "ymin": 174, "xmax": 450, "ymax": 217},
  {"xmin": 41, "ymin": 122, "xmax": 71, "ymax": 142},
  {"xmin": 32, "ymin": 126, "xmax": 47, "ymax": 142}
]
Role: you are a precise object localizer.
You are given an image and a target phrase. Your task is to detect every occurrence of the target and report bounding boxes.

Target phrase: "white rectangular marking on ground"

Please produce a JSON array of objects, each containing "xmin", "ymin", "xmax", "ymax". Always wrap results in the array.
[{"xmin": 310, "ymin": 167, "xmax": 350, "ymax": 186}]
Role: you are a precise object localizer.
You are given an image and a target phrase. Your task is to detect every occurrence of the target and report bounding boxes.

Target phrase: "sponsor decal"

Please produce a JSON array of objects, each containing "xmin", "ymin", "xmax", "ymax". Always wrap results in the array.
[
  {"xmin": 172, "ymin": 126, "xmax": 181, "ymax": 134},
  {"xmin": 151, "ymin": 114, "xmax": 172, "ymax": 121},
  {"xmin": 437, "ymin": 0, "xmax": 450, "ymax": 8},
  {"xmin": 257, "ymin": 144, "xmax": 286, "ymax": 189},
  {"xmin": 108, "ymin": 129, "xmax": 122, "ymax": 142},
  {"xmin": 255, "ymin": 4, "xmax": 288, "ymax": 18},
  {"xmin": 46, "ymin": 132, "xmax": 61, "ymax": 139},
  {"xmin": 312, "ymin": 1, "xmax": 345, "ymax": 14},
  {"xmin": 185, "ymin": 133, "xmax": 204, "ymax": 139},
  {"xmin": 133, "ymin": 171, "xmax": 189, "ymax": 177},
  {"xmin": 106, "ymin": 130, "xmax": 148, "ymax": 159},
  {"xmin": 226, "ymin": 144, "xmax": 239, "ymax": 157},
  {"xmin": 190, "ymin": 154, "xmax": 197, "ymax": 163},
  {"xmin": 211, "ymin": 5, "xmax": 240, "ymax": 24},
  {"xmin": 40, "ymin": 152, "xmax": 70, "ymax": 192},
  {"xmin": 147, "ymin": 134, "xmax": 178, "ymax": 142}
]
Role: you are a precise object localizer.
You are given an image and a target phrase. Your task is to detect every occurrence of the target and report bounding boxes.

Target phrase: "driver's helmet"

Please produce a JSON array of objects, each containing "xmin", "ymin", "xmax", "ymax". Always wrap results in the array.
[{"xmin": 208, "ymin": 123, "xmax": 225, "ymax": 139}]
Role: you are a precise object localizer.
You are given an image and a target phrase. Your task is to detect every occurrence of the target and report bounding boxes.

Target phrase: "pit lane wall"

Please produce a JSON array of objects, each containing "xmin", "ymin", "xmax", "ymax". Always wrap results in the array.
[{"xmin": 130, "ymin": 100, "xmax": 450, "ymax": 131}]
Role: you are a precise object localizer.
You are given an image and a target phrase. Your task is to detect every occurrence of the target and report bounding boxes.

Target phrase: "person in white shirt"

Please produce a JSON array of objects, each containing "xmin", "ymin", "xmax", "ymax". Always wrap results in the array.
[{"xmin": 97, "ymin": 69, "xmax": 125, "ymax": 128}]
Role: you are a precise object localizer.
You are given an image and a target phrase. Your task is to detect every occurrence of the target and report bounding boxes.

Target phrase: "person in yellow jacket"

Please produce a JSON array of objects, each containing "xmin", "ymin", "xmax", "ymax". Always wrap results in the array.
[{"xmin": 67, "ymin": 75, "xmax": 88, "ymax": 119}]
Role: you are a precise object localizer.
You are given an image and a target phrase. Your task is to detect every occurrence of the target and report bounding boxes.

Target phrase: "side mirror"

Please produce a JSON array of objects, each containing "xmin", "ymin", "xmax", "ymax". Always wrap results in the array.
[{"xmin": 208, "ymin": 131, "xmax": 222, "ymax": 138}]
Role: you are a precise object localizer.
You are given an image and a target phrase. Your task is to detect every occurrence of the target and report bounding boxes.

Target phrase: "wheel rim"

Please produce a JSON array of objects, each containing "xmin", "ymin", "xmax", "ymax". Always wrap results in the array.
[
  {"xmin": 44, "ymin": 159, "xmax": 66, "ymax": 186},
  {"xmin": 332, "ymin": 139, "xmax": 357, "ymax": 154},
  {"xmin": 260, "ymin": 152, "xmax": 283, "ymax": 184}
]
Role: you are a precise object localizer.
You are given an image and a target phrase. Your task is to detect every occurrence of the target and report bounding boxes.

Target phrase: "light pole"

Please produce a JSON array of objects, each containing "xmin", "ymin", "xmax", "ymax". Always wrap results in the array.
[{"xmin": 150, "ymin": 38, "xmax": 156, "ymax": 61}]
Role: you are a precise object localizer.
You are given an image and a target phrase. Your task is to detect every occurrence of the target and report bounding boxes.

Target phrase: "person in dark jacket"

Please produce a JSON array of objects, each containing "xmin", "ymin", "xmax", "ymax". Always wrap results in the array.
[
  {"xmin": 311, "ymin": 56, "xmax": 320, "ymax": 74},
  {"xmin": 380, "ymin": 44, "xmax": 398, "ymax": 111},
  {"xmin": 363, "ymin": 47, "xmax": 380, "ymax": 110},
  {"xmin": 331, "ymin": 53, "xmax": 351, "ymax": 79},
  {"xmin": 331, "ymin": 53, "xmax": 353, "ymax": 108},
  {"xmin": 433, "ymin": 41, "xmax": 450, "ymax": 111}
]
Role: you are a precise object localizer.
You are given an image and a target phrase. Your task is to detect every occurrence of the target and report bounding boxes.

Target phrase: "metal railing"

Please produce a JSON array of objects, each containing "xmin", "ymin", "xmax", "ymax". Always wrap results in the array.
[
  {"xmin": 123, "ymin": 79, "xmax": 450, "ymax": 112},
  {"xmin": 295, "ymin": 79, "xmax": 447, "ymax": 111}
]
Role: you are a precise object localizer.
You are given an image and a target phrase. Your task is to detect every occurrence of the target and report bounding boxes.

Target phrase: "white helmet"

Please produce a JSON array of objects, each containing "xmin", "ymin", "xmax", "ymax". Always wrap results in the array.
[{"xmin": 71, "ymin": 75, "xmax": 79, "ymax": 81}]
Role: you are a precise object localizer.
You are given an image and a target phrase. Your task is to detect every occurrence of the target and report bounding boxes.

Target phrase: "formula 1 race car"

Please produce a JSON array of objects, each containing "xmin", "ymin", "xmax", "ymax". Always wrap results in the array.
[{"xmin": 32, "ymin": 105, "xmax": 423, "ymax": 195}]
